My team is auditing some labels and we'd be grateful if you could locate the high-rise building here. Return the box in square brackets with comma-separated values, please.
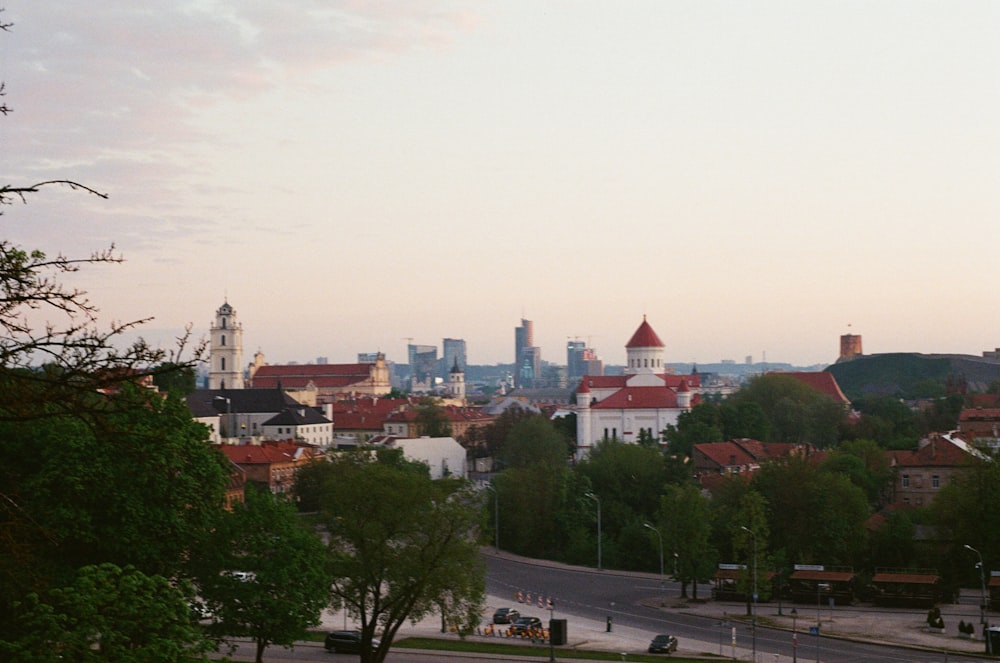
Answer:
[208, 300, 244, 389]
[408, 343, 437, 391]
[514, 319, 538, 388]
[568, 340, 603, 381]
[441, 338, 467, 379]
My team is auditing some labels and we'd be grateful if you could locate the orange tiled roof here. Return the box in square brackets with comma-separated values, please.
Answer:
[591, 386, 680, 410]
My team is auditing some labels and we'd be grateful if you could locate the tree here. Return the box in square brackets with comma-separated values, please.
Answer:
[658, 484, 714, 599]
[193, 488, 330, 663]
[318, 451, 484, 663]
[0, 388, 230, 633]
[733, 491, 770, 615]
[0, 563, 213, 662]
[413, 397, 452, 438]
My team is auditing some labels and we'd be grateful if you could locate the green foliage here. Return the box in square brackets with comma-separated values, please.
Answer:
[869, 510, 916, 568]
[499, 415, 568, 470]
[318, 452, 484, 663]
[932, 451, 1000, 581]
[658, 484, 714, 599]
[827, 353, 953, 400]
[150, 362, 197, 396]
[728, 374, 846, 447]
[414, 397, 452, 438]
[822, 439, 894, 508]
[192, 487, 330, 663]
[462, 404, 536, 459]
[0, 564, 211, 663]
[0, 389, 229, 631]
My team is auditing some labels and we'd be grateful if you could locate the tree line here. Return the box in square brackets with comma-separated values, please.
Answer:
[482, 377, 999, 601]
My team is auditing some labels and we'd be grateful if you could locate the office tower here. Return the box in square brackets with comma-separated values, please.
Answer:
[568, 340, 602, 381]
[514, 319, 536, 388]
[407, 343, 437, 391]
[441, 338, 467, 379]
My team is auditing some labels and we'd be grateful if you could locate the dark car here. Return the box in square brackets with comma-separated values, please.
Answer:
[511, 616, 543, 635]
[648, 634, 678, 654]
[492, 607, 520, 624]
[324, 630, 379, 654]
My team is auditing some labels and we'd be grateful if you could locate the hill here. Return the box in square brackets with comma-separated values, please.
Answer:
[826, 352, 1000, 400]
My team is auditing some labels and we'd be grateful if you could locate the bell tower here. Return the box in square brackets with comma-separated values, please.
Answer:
[208, 300, 245, 389]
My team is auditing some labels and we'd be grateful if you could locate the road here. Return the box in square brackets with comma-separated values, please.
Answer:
[485, 552, 990, 663]
[215, 551, 991, 662]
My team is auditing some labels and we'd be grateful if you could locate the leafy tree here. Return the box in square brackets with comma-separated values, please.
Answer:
[0, 388, 229, 633]
[493, 419, 570, 558]
[658, 484, 714, 599]
[150, 362, 197, 396]
[663, 402, 723, 456]
[318, 451, 484, 663]
[932, 450, 1000, 577]
[732, 491, 770, 615]
[193, 487, 330, 663]
[0, 563, 212, 663]
[413, 397, 452, 437]
[870, 509, 916, 568]
[461, 403, 535, 459]
[823, 439, 893, 508]
[729, 374, 846, 446]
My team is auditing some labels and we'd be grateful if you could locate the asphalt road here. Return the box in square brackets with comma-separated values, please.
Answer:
[485, 551, 991, 663]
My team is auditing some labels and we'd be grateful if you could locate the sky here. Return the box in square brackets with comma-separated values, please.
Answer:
[2, 1, 997, 369]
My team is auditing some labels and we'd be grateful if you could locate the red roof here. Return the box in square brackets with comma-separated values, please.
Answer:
[251, 363, 372, 389]
[775, 372, 850, 404]
[871, 572, 939, 585]
[591, 386, 679, 410]
[576, 373, 701, 391]
[625, 316, 665, 349]
[789, 569, 855, 582]
[693, 441, 759, 468]
[220, 444, 297, 465]
[887, 437, 973, 468]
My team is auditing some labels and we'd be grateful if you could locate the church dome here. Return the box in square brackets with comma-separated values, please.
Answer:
[625, 316, 664, 349]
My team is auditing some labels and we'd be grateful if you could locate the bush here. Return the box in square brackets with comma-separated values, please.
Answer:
[959, 620, 976, 635]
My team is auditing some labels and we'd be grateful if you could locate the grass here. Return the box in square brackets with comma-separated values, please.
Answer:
[392, 636, 723, 661]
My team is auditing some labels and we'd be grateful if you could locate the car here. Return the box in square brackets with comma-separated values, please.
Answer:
[324, 630, 379, 654]
[510, 616, 543, 635]
[492, 607, 520, 624]
[648, 634, 678, 654]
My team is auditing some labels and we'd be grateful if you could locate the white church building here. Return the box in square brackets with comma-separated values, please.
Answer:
[574, 317, 700, 458]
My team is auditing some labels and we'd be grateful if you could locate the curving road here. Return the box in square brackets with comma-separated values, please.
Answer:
[485, 551, 989, 663]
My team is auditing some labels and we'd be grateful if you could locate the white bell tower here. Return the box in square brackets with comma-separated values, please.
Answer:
[208, 300, 245, 389]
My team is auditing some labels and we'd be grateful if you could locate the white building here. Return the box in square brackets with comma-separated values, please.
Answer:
[574, 317, 699, 458]
[371, 435, 467, 480]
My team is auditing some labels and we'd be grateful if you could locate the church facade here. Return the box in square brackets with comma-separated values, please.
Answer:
[574, 317, 699, 458]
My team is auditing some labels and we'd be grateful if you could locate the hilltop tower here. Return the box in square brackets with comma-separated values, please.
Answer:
[208, 300, 245, 389]
[839, 333, 863, 362]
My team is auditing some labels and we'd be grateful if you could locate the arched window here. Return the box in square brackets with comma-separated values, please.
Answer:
[221, 317, 227, 329]
[221, 334, 226, 347]
[221, 357, 226, 371]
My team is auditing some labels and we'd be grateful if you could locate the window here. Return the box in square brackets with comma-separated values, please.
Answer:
[932, 475, 940, 489]
[220, 357, 226, 371]
[221, 334, 226, 347]
[221, 318, 227, 329]
[901, 474, 909, 488]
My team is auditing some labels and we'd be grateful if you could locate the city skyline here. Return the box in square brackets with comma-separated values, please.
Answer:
[4, 2, 997, 367]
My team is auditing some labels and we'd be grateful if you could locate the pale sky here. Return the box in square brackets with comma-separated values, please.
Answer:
[3, 1, 997, 368]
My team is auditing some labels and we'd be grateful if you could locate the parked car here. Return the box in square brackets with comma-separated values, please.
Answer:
[324, 630, 379, 654]
[511, 616, 543, 635]
[648, 634, 678, 654]
[492, 607, 520, 624]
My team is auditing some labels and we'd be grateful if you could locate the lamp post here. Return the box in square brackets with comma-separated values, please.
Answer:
[644, 523, 665, 605]
[486, 483, 499, 553]
[790, 608, 798, 663]
[740, 526, 758, 663]
[965, 544, 990, 654]
[585, 492, 602, 570]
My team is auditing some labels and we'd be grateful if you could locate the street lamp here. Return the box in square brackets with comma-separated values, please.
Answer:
[643, 523, 665, 604]
[740, 526, 757, 663]
[790, 607, 798, 663]
[486, 483, 499, 553]
[965, 544, 990, 654]
[585, 492, 602, 570]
